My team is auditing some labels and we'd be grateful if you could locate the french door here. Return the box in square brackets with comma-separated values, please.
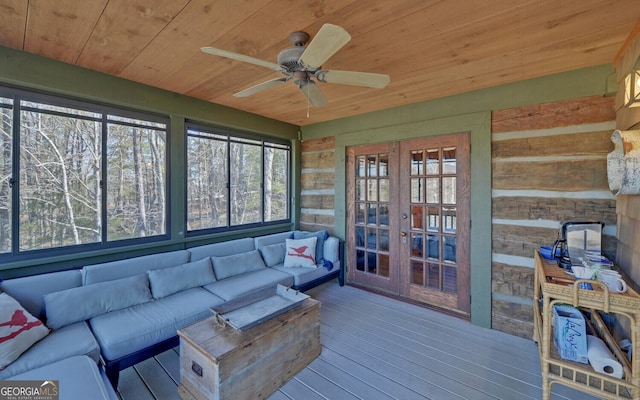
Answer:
[347, 133, 470, 314]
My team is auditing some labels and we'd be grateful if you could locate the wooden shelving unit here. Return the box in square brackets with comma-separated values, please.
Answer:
[533, 251, 640, 399]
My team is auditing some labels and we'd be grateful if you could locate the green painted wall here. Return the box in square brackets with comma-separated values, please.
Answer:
[0, 46, 299, 277]
[301, 64, 615, 328]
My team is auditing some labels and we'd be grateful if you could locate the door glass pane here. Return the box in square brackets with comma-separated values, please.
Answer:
[411, 261, 424, 285]
[367, 155, 377, 177]
[442, 206, 456, 233]
[356, 180, 366, 200]
[443, 265, 457, 294]
[356, 226, 365, 247]
[368, 179, 378, 201]
[379, 179, 389, 202]
[426, 149, 439, 175]
[427, 235, 439, 259]
[379, 153, 389, 176]
[356, 203, 365, 224]
[367, 228, 377, 249]
[443, 147, 456, 174]
[356, 156, 366, 177]
[426, 178, 440, 204]
[426, 263, 440, 289]
[379, 229, 389, 251]
[411, 150, 423, 175]
[367, 251, 377, 272]
[367, 203, 377, 224]
[444, 236, 456, 263]
[427, 207, 440, 232]
[379, 254, 389, 277]
[411, 178, 423, 202]
[356, 250, 365, 271]
[411, 233, 423, 257]
[411, 205, 423, 229]
[442, 177, 456, 204]
[379, 204, 389, 226]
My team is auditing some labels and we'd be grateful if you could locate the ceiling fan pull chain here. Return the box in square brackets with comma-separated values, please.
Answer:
[307, 83, 310, 118]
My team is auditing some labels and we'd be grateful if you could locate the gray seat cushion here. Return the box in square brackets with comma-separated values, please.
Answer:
[90, 287, 224, 361]
[272, 263, 337, 287]
[203, 268, 294, 300]
[0, 321, 100, 379]
[9, 355, 117, 400]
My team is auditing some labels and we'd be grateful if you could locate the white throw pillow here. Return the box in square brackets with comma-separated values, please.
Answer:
[284, 237, 317, 268]
[0, 293, 50, 370]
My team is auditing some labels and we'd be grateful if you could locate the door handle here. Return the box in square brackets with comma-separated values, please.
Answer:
[400, 231, 408, 245]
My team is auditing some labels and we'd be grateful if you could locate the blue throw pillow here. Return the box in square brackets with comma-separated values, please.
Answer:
[294, 230, 328, 264]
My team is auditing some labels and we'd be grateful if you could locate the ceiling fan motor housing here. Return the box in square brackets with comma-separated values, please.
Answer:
[277, 47, 309, 72]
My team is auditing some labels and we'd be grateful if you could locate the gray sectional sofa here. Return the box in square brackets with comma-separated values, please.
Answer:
[0, 230, 343, 395]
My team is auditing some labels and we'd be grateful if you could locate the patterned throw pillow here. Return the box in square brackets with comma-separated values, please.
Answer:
[284, 237, 318, 268]
[0, 293, 50, 370]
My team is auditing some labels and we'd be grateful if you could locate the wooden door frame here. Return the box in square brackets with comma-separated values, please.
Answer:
[332, 112, 492, 328]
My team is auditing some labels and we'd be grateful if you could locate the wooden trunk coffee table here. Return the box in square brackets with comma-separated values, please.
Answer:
[177, 297, 321, 400]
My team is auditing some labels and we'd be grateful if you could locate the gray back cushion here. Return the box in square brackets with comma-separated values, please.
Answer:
[259, 242, 287, 267]
[188, 238, 255, 261]
[44, 274, 152, 330]
[0, 270, 82, 319]
[83, 250, 190, 285]
[254, 231, 293, 249]
[211, 249, 266, 280]
[148, 258, 216, 299]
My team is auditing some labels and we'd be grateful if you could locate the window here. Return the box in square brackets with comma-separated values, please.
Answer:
[0, 88, 168, 259]
[186, 124, 290, 234]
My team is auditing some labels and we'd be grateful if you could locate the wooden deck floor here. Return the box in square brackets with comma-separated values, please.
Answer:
[116, 281, 599, 400]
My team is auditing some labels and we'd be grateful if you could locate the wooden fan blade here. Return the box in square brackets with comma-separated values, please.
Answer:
[299, 81, 327, 107]
[234, 78, 287, 97]
[201, 47, 283, 71]
[299, 24, 351, 69]
[315, 70, 390, 89]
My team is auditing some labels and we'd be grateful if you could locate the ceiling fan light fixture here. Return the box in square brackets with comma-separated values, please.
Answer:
[292, 71, 311, 87]
[289, 31, 310, 47]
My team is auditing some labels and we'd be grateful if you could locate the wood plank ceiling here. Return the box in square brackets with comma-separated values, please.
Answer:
[0, 0, 637, 126]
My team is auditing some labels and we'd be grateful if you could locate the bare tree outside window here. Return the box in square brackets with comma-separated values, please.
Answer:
[186, 126, 290, 233]
[107, 119, 166, 241]
[0, 95, 168, 256]
[0, 98, 12, 253]
[19, 105, 101, 250]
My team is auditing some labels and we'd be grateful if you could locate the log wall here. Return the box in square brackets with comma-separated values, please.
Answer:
[300, 95, 619, 339]
[300, 137, 336, 234]
[491, 95, 617, 338]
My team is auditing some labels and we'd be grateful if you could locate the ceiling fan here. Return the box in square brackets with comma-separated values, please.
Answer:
[201, 24, 390, 107]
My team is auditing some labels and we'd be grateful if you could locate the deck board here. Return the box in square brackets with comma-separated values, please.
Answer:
[317, 291, 543, 398]
[117, 281, 599, 400]
[134, 357, 181, 400]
